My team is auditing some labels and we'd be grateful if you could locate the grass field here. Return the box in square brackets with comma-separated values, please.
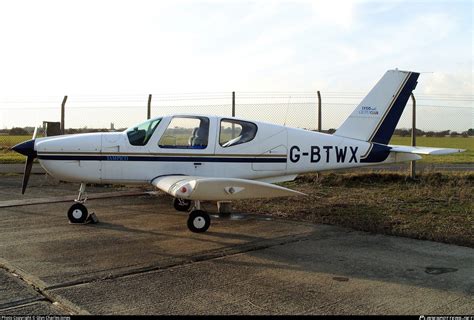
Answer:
[0, 135, 39, 148]
[234, 172, 474, 247]
[0, 134, 472, 164]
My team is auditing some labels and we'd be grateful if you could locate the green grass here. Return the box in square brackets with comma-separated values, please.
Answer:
[0, 135, 35, 148]
[0, 151, 27, 163]
[389, 136, 473, 164]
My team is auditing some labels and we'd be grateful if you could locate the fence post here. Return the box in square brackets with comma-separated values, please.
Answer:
[147, 94, 152, 120]
[317, 91, 322, 132]
[410, 93, 416, 179]
[232, 91, 235, 117]
[61, 95, 67, 134]
[231, 91, 236, 138]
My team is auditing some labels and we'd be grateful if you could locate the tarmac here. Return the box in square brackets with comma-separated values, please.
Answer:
[0, 174, 472, 315]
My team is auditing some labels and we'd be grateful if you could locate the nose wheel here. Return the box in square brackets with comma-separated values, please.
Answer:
[68, 203, 88, 223]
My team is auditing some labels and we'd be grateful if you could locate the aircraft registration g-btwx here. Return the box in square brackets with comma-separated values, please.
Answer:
[12, 69, 464, 233]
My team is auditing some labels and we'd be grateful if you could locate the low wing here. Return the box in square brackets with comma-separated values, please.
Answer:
[151, 175, 306, 201]
[389, 145, 465, 155]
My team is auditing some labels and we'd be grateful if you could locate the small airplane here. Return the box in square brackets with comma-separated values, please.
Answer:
[12, 69, 464, 232]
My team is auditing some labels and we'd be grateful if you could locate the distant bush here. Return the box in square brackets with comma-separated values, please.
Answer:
[425, 131, 435, 137]
[393, 129, 474, 138]
[9, 127, 28, 135]
[395, 128, 426, 136]
[395, 129, 410, 137]
[434, 130, 450, 137]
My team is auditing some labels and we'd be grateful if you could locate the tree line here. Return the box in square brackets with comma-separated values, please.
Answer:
[314, 128, 472, 137]
[392, 128, 473, 137]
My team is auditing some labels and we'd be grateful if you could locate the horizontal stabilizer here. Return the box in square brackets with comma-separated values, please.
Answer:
[151, 175, 305, 201]
[389, 145, 466, 155]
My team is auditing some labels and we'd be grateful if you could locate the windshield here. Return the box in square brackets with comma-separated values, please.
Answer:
[126, 118, 162, 146]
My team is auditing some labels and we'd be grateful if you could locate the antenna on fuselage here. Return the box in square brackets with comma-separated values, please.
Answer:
[283, 95, 291, 127]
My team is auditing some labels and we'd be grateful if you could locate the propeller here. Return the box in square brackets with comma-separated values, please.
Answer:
[11, 127, 38, 194]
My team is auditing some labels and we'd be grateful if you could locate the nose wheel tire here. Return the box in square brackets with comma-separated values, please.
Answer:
[187, 210, 211, 233]
[173, 198, 192, 212]
[68, 203, 88, 224]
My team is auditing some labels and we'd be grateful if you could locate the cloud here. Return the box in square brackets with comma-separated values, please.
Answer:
[421, 71, 474, 96]
[309, 0, 357, 29]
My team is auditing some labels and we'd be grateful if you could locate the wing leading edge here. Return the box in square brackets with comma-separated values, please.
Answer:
[151, 175, 306, 201]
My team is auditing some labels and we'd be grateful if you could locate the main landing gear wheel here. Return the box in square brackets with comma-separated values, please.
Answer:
[187, 210, 211, 233]
[173, 198, 192, 212]
[67, 203, 88, 224]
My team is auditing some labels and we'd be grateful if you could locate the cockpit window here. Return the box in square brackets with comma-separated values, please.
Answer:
[220, 119, 257, 147]
[126, 118, 161, 146]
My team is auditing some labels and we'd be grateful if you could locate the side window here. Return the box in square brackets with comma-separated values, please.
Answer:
[126, 118, 161, 146]
[158, 117, 209, 149]
[220, 119, 257, 147]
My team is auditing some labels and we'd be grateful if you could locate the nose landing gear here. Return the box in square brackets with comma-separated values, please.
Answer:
[67, 183, 98, 224]
[173, 198, 211, 233]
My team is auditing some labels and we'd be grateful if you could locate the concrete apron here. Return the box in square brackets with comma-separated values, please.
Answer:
[0, 181, 472, 315]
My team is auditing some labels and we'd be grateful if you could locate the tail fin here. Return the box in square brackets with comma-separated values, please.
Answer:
[334, 69, 419, 145]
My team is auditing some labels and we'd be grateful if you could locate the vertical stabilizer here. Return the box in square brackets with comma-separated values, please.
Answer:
[334, 70, 419, 145]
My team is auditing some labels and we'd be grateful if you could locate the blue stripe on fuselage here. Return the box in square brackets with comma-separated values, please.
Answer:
[37, 155, 287, 163]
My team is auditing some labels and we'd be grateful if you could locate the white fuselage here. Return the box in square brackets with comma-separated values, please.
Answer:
[35, 115, 418, 185]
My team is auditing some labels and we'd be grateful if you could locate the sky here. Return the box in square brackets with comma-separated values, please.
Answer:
[0, 0, 472, 130]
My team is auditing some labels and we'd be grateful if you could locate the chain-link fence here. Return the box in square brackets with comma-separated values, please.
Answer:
[0, 92, 472, 170]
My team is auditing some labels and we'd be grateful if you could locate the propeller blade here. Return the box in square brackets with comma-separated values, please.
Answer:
[22, 156, 34, 194]
[32, 126, 38, 140]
